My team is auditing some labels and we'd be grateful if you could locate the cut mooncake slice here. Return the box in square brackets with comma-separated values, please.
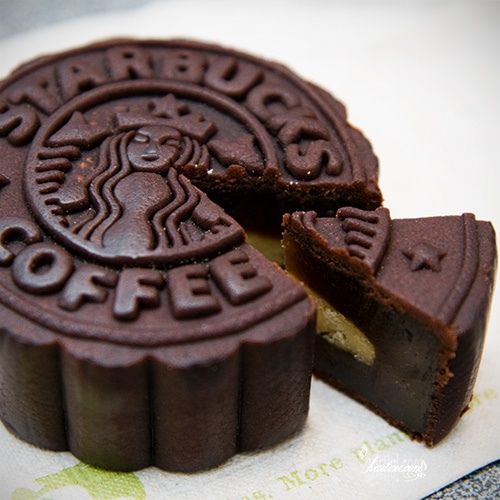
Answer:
[283, 208, 496, 445]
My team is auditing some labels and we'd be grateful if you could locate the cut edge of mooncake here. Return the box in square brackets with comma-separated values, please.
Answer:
[283, 208, 497, 445]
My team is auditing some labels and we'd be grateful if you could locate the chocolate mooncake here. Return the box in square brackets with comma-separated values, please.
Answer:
[283, 208, 496, 445]
[0, 38, 393, 471]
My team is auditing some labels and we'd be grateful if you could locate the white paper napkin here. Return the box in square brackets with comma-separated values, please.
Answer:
[1, 1, 499, 498]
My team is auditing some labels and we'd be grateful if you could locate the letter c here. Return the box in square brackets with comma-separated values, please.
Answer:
[0, 217, 42, 265]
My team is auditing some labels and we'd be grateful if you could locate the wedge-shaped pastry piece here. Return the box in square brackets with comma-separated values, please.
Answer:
[283, 208, 496, 444]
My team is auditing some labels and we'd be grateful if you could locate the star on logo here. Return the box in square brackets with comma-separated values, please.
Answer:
[402, 242, 447, 272]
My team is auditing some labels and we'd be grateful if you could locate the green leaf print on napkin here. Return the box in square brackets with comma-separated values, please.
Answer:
[11, 462, 146, 500]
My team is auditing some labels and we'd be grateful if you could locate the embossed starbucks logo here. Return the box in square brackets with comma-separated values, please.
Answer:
[0, 41, 352, 340]
[24, 83, 282, 264]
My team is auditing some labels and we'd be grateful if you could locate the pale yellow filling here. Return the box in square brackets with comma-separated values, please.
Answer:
[307, 287, 376, 366]
[247, 231, 375, 365]
[245, 230, 284, 266]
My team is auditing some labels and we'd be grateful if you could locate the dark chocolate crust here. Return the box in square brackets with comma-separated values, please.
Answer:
[283, 209, 496, 445]
[0, 283, 314, 471]
[0, 39, 333, 472]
